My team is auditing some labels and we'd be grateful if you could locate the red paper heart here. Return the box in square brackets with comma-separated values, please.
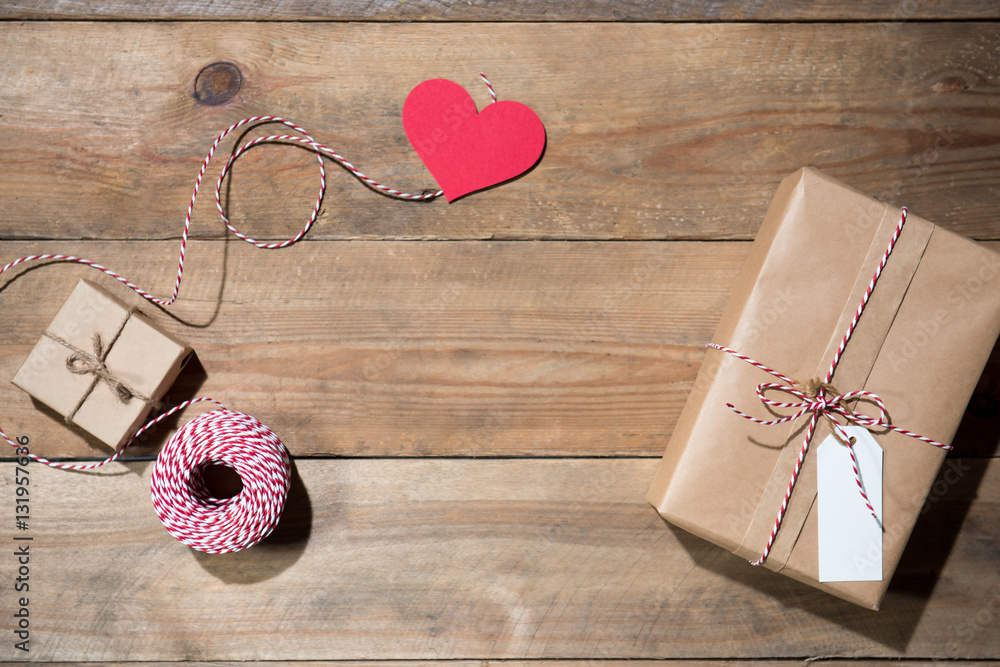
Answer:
[403, 79, 546, 202]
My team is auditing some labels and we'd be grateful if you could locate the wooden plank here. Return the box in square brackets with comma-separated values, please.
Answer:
[2, 0, 999, 21]
[4, 457, 998, 660]
[0, 239, 731, 459]
[4, 240, 999, 460]
[1, 23, 999, 242]
[25, 663, 1000, 667]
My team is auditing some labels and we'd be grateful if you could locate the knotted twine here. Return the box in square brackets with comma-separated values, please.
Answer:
[44, 306, 160, 425]
[0, 76, 501, 552]
[710, 208, 951, 566]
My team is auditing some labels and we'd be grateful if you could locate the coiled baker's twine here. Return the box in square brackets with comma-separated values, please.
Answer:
[1, 77, 501, 551]
[151, 409, 291, 554]
[3, 398, 291, 553]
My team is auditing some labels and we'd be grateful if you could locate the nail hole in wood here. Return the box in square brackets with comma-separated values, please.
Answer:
[932, 75, 970, 94]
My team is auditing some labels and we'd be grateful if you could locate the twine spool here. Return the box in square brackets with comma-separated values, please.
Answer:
[3, 398, 291, 553]
[1, 82, 499, 551]
[150, 410, 291, 554]
[0, 114, 426, 553]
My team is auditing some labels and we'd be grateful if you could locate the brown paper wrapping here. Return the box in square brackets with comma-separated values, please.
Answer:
[647, 168, 1000, 609]
[12, 279, 192, 450]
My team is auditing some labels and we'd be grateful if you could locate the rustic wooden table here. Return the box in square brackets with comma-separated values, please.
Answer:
[2, 1, 999, 663]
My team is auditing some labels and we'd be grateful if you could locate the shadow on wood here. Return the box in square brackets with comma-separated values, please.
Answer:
[13, 350, 206, 467]
[948, 332, 1000, 457]
[191, 458, 313, 582]
[117, 351, 210, 459]
[890, 332, 1000, 642]
[663, 333, 1000, 651]
[666, 525, 919, 650]
[446, 135, 548, 205]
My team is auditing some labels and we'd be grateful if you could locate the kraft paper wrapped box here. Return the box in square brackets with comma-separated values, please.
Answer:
[647, 167, 1000, 609]
[12, 279, 191, 450]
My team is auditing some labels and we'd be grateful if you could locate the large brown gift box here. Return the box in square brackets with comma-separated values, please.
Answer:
[12, 279, 191, 450]
[647, 167, 1000, 609]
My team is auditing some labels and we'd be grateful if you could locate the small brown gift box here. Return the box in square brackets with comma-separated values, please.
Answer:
[647, 168, 1000, 609]
[12, 279, 191, 450]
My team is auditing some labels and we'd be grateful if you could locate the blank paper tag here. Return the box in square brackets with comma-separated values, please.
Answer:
[817, 425, 883, 582]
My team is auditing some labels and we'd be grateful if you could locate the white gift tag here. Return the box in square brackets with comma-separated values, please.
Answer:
[817, 425, 883, 582]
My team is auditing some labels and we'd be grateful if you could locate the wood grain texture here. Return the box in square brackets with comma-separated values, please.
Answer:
[2, 0, 999, 21]
[2, 23, 999, 242]
[0, 239, 732, 459]
[3, 15, 1000, 664]
[4, 240, 999, 460]
[3, 457, 998, 661]
[29, 664, 1000, 667]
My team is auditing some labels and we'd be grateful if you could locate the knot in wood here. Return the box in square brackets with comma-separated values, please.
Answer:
[194, 62, 243, 106]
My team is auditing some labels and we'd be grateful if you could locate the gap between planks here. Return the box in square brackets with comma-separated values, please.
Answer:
[2, 240, 998, 459]
[3, 458, 997, 660]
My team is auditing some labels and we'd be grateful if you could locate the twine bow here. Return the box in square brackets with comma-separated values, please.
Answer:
[43, 306, 153, 425]
[65, 333, 142, 403]
[729, 370, 926, 450]
[709, 207, 950, 567]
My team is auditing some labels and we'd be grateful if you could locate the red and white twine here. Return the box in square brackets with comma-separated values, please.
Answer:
[150, 409, 291, 554]
[710, 208, 950, 566]
[480, 72, 498, 104]
[1, 76, 502, 551]
[0, 115, 444, 307]
[2, 399, 290, 554]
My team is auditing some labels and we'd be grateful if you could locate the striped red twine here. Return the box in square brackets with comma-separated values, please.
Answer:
[2, 399, 290, 554]
[151, 410, 290, 554]
[709, 208, 950, 566]
[1, 76, 502, 551]
[0, 114, 444, 307]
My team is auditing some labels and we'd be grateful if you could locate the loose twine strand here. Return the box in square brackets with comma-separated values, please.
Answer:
[0, 73, 499, 552]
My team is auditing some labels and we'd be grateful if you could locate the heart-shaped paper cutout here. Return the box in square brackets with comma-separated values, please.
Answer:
[403, 78, 546, 201]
